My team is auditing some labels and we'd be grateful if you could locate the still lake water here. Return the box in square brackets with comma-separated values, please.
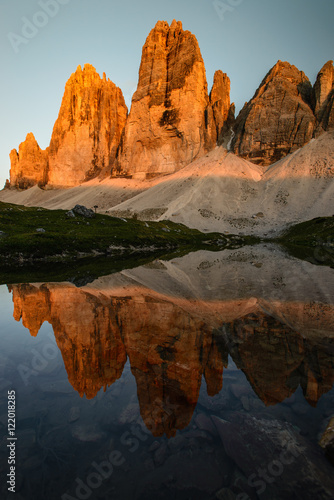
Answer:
[0, 244, 333, 500]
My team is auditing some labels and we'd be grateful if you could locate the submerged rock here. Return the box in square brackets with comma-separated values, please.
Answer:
[118, 403, 140, 425]
[215, 488, 237, 500]
[194, 413, 218, 436]
[212, 413, 334, 499]
[154, 441, 168, 466]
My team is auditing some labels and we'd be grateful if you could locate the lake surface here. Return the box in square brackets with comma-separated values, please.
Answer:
[0, 244, 334, 500]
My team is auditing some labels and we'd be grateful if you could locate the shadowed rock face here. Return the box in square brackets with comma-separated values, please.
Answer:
[318, 91, 334, 132]
[223, 312, 334, 406]
[314, 60, 334, 135]
[8, 276, 334, 437]
[47, 64, 128, 187]
[115, 20, 229, 179]
[9, 133, 48, 189]
[232, 61, 315, 166]
[210, 70, 235, 145]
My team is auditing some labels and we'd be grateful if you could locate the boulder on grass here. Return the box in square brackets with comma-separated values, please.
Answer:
[72, 205, 95, 218]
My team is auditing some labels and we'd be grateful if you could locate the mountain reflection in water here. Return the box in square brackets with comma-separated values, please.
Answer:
[8, 245, 334, 436]
[1, 245, 334, 500]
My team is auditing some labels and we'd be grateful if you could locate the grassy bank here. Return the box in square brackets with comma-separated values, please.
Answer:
[0, 201, 249, 265]
[276, 217, 334, 267]
[1, 202, 333, 284]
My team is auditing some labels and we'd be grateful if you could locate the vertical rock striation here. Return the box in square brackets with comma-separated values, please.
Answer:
[209, 70, 235, 145]
[47, 64, 128, 187]
[7, 25, 332, 187]
[116, 20, 230, 179]
[313, 60, 334, 134]
[8, 65, 128, 189]
[9, 133, 48, 189]
[232, 61, 315, 166]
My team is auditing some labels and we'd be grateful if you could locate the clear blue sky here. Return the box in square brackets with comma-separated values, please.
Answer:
[0, 0, 333, 188]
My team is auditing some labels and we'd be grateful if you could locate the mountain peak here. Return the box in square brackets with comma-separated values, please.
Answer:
[9, 133, 48, 189]
[47, 64, 127, 187]
[169, 18, 183, 32]
[116, 20, 227, 179]
[232, 60, 315, 165]
[314, 60, 334, 112]
[6, 21, 334, 190]
[314, 60, 334, 134]
[25, 132, 38, 143]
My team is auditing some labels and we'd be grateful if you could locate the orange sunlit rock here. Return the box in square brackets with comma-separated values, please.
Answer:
[9, 65, 128, 189]
[115, 20, 232, 179]
[47, 64, 128, 187]
[9, 133, 48, 189]
[314, 60, 334, 134]
[9, 280, 334, 435]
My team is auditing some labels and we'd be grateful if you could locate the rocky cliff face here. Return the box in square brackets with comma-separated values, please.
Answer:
[6, 24, 333, 187]
[8, 65, 127, 189]
[210, 70, 234, 145]
[9, 133, 48, 189]
[8, 23, 232, 187]
[232, 61, 316, 166]
[115, 20, 229, 179]
[314, 60, 334, 134]
[47, 64, 128, 187]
